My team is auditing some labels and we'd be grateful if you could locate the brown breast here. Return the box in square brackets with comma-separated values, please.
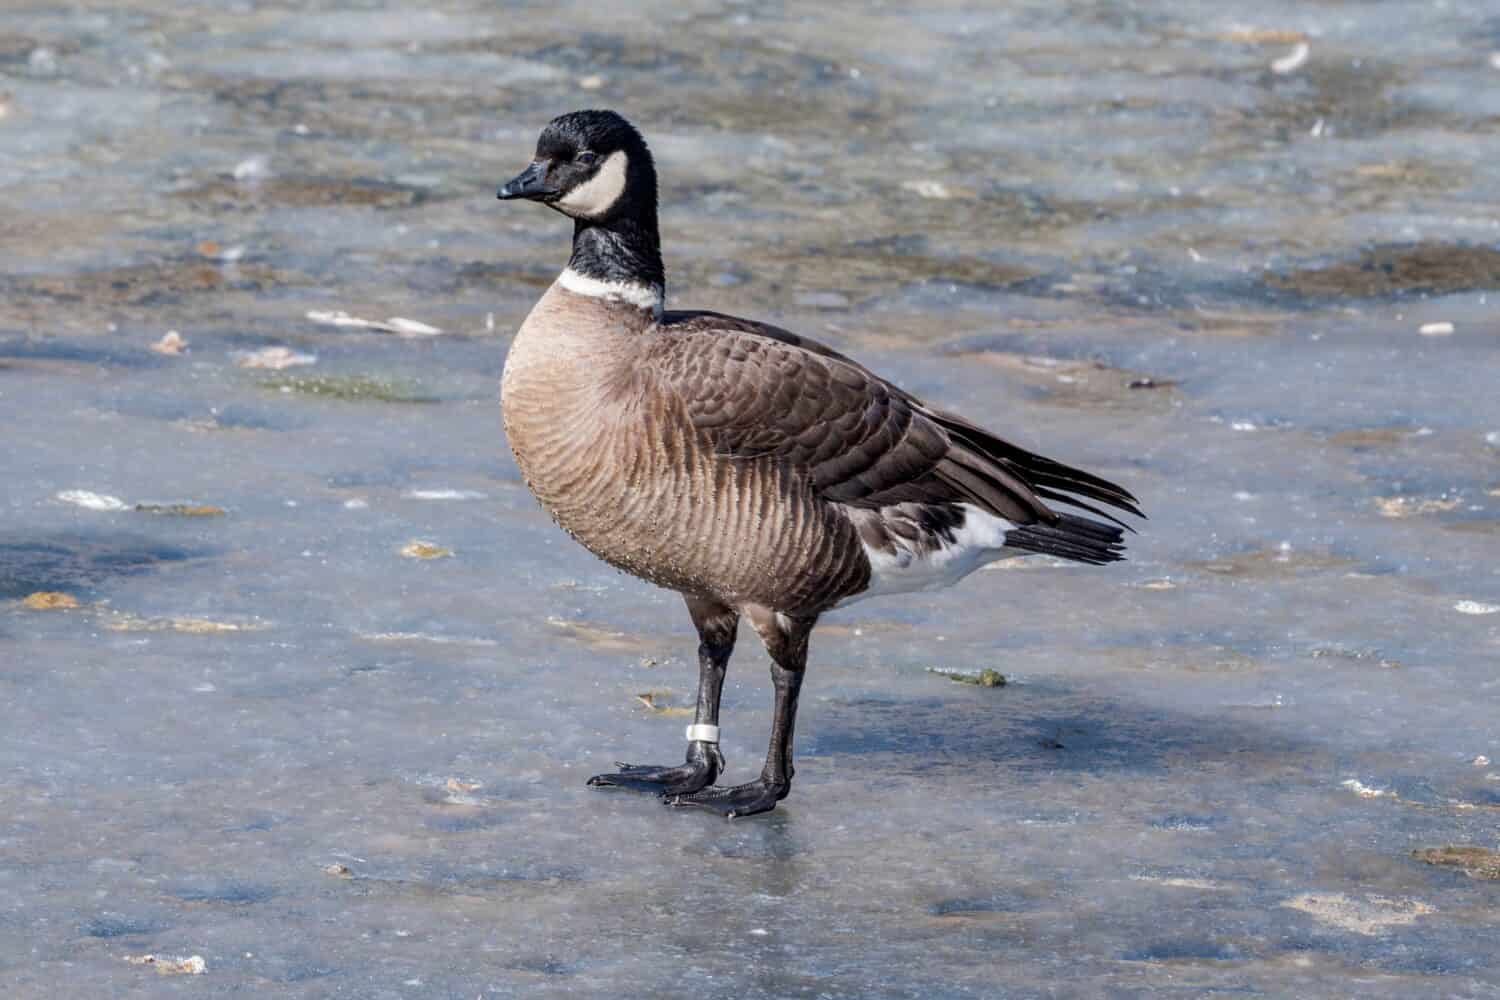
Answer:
[500, 282, 866, 613]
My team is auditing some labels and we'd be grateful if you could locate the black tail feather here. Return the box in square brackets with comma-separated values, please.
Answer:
[931, 409, 1146, 525]
[1003, 513, 1127, 565]
[1029, 486, 1137, 533]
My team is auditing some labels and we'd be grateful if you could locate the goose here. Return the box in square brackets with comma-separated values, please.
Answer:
[496, 110, 1142, 818]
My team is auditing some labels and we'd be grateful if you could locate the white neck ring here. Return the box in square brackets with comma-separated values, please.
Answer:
[558, 267, 663, 319]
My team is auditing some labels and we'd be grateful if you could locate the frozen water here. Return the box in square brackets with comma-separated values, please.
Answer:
[3, 1, 1499, 997]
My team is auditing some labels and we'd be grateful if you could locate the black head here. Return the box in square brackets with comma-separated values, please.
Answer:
[496, 110, 657, 223]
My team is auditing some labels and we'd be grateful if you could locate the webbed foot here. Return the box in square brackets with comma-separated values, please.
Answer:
[587, 741, 723, 797]
[665, 777, 788, 818]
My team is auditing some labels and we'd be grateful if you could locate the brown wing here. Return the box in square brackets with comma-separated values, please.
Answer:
[650, 311, 1142, 529]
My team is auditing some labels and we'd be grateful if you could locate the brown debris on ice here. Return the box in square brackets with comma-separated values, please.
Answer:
[928, 667, 1007, 688]
[1373, 495, 1461, 518]
[22, 591, 79, 610]
[1218, 27, 1307, 45]
[437, 776, 485, 806]
[546, 616, 658, 653]
[1412, 846, 1500, 880]
[104, 611, 256, 633]
[399, 540, 453, 559]
[123, 954, 206, 976]
[636, 691, 694, 716]
[134, 502, 226, 516]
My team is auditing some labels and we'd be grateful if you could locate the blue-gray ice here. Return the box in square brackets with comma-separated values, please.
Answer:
[2, 1, 1499, 997]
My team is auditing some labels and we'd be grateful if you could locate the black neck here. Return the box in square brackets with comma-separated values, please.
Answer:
[568, 211, 665, 298]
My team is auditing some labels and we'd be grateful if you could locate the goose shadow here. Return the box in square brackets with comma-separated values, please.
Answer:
[804, 683, 1303, 778]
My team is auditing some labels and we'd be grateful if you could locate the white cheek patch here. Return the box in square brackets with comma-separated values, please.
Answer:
[556, 150, 628, 219]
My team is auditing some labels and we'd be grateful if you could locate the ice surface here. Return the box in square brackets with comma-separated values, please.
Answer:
[3, 1, 1499, 997]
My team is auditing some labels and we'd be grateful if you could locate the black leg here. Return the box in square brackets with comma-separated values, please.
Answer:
[669, 605, 813, 818]
[587, 595, 738, 797]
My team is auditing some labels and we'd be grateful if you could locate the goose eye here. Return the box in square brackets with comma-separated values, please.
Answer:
[576, 150, 598, 166]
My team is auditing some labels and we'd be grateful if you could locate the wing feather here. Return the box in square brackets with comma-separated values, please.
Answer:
[651, 310, 1141, 530]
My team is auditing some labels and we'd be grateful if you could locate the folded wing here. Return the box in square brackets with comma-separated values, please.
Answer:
[652, 311, 1143, 539]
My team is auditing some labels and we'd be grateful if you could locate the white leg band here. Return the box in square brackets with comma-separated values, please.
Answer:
[685, 724, 720, 744]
